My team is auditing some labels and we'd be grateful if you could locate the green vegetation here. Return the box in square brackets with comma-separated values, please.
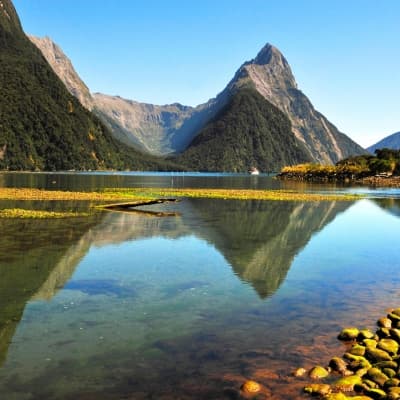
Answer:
[0, 0, 180, 171]
[0, 187, 361, 203]
[279, 148, 400, 180]
[173, 88, 311, 172]
[0, 208, 90, 218]
[103, 188, 360, 202]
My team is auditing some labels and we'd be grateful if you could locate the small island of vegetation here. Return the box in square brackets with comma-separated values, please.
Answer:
[277, 149, 400, 187]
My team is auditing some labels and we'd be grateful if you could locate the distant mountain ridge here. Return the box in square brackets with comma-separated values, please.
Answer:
[29, 35, 366, 168]
[367, 131, 400, 153]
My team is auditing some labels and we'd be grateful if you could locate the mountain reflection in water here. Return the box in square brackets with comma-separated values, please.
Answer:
[0, 198, 352, 369]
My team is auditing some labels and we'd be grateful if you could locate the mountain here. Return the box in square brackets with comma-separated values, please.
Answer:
[29, 35, 366, 170]
[367, 131, 400, 153]
[173, 88, 310, 171]
[218, 44, 366, 164]
[0, 0, 176, 171]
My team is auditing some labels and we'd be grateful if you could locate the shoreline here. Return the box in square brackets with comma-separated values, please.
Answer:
[277, 174, 400, 188]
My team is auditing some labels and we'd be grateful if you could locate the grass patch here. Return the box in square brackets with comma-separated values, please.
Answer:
[0, 187, 361, 203]
[0, 188, 152, 201]
[103, 188, 361, 202]
[0, 208, 91, 219]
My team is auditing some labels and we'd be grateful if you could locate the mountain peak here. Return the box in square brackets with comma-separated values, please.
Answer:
[252, 43, 289, 68]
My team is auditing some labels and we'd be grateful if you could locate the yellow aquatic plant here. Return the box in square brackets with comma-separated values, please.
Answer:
[0, 208, 90, 219]
[0, 187, 361, 202]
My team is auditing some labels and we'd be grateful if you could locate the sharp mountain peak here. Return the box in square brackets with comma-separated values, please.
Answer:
[252, 42, 288, 66]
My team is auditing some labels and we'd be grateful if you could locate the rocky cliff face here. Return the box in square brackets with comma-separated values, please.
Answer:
[28, 35, 93, 110]
[30, 34, 365, 164]
[367, 131, 400, 153]
[224, 44, 365, 163]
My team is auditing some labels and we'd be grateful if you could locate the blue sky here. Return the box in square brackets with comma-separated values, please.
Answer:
[13, 0, 400, 147]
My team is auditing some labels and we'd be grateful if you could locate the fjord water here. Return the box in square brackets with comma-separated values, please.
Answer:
[1, 173, 400, 399]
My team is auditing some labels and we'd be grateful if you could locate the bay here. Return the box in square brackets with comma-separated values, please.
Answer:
[0, 172, 400, 399]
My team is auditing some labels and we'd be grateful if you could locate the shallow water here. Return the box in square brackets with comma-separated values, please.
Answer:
[1, 173, 400, 399]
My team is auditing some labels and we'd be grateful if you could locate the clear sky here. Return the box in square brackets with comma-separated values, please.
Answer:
[13, 0, 400, 148]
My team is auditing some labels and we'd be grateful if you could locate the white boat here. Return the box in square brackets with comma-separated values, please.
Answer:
[249, 167, 260, 175]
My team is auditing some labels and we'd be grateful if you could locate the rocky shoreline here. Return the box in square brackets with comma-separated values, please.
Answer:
[356, 176, 400, 188]
[298, 308, 400, 399]
[277, 174, 400, 188]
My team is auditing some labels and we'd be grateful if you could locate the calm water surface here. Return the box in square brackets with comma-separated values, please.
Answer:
[1, 173, 400, 399]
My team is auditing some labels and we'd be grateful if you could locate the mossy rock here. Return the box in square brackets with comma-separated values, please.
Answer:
[377, 318, 392, 329]
[309, 366, 330, 379]
[378, 339, 399, 355]
[330, 357, 349, 374]
[383, 368, 397, 379]
[324, 393, 348, 400]
[388, 313, 400, 322]
[359, 330, 376, 340]
[388, 386, 400, 400]
[354, 382, 372, 392]
[344, 353, 372, 369]
[339, 328, 360, 341]
[366, 347, 392, 362]
[333, 375, 362, 391]
[391, 309, 400, 317]
[348, 396, 375, 400]
[355, 367, 369, 377]
[362, 379, 379, 389]
[367, 367, 389, 386]
[364, 339, 378, 348]
[384, 378, 400, 388]
[364, 388, 387, 399]
[389, 329, 400, 343]
[304, 383, 331, 396]
[374, 361, 398, 370]
[377, 328, 391, 338]
[351, 345, 367, 356]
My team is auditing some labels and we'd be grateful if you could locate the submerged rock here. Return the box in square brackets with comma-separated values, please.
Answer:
[241, 380, 261, 394]
[333, 375, 362, 392]
[309, 366, 330, 379]
[301, 308, 400, 400]
[293, 367, 307, 377]
[329, 357, 349, 375]
[303, 383, 331, 396]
